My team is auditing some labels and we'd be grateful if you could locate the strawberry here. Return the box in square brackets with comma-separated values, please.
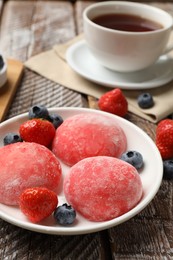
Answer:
[155, 119, 173, 159]
[19, 118, 55, 147]
[156, 144, 173, 160]
[98, 88, 128, 117]
[19, 187, 58, 223]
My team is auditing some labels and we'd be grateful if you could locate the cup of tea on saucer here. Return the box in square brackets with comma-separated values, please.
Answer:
[83, 1, 173, 72]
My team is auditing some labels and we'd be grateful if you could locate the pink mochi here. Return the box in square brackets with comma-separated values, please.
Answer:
[0, 142, 62, 206]
[64, 156, 143, 222]
[52, 113, 127, 166]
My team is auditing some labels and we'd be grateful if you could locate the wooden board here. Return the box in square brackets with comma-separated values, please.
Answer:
[0, 59, 24, 122]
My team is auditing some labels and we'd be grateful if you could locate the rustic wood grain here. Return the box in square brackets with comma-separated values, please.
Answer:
[0, 1, 173, 260]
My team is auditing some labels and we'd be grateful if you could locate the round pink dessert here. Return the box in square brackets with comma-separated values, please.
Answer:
[52, 113, 127, 166]
[64, 156, 143, 221]
[0, 142, 62, 206]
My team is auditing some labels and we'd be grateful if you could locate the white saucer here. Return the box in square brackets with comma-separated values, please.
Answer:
[66, 40, 173, 90]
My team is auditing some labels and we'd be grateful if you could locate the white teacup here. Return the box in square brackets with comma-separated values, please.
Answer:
[83, 1, 173, 72]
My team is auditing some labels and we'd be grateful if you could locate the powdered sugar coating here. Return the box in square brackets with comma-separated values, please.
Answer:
[52, 113, 127, 166]
[0, 142, 62, 206]
[64, 156, 143, 221]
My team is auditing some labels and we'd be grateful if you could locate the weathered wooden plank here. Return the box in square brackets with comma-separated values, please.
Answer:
[0, 1, 36, 61]
[109, 218, 173, 259]
[0, 219, 112, 260]
[0, 0, 76, 60]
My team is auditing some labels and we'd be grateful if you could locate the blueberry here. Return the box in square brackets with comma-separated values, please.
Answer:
[48, 114, 63, 129]
[163, 160, 173, 180]
[137, 93, 154, 109]
[120, 150, 144, 170]
[54, 203, 76, 225]
[0, 55, 4, 70]
[28, 105, 49, 119]
[3, 133, 23, 145]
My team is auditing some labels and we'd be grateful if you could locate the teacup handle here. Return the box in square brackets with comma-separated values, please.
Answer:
[162, 44, 173, 55]
[162, 25, 173, 55]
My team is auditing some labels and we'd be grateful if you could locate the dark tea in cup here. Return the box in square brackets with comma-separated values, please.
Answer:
[92, 13, 163, 32]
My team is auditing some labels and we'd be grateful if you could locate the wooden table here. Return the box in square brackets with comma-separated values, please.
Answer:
[0, 1, 173, 259]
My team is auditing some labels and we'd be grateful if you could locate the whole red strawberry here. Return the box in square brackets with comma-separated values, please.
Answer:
[19, 118, 55, 147]
[156, 119, 173, 159]
[19, 187, 58, 223]
[98, 88, 128, 117]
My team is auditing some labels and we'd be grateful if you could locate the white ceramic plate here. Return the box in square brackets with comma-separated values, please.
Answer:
[0, 107, 163, 235]
[66, 40, 173, 90]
